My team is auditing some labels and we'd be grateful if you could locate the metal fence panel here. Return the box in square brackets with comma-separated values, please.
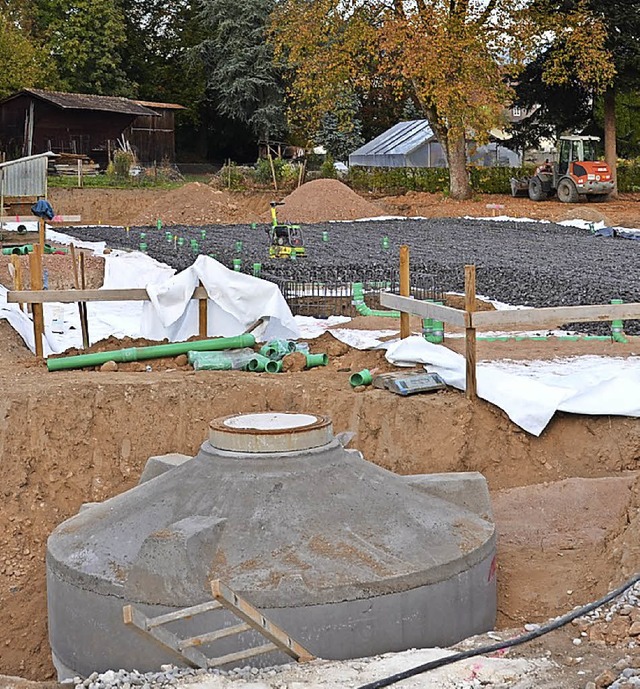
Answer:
[0, 153, 52, 198]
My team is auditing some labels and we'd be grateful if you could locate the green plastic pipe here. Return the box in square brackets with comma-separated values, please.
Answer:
[352, 283, 401, 318]
[350, 369, 373, 387]
[611, 299, 628, 343]
[247, 354, 271, 372]
[265, 359, 282, 373]
[47, 334, 256, 372]
[305, 353, 328, 368]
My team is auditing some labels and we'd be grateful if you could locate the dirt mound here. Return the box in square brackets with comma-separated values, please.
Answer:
[276, 179, 386, 223]
[130, 183, 266, 226]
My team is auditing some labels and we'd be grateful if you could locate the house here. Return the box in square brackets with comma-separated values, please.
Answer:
[348, 119, 521, 168]
[0, 89, 185, 167]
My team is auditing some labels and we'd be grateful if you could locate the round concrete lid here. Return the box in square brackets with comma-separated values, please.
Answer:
[209, 412, 333, 453]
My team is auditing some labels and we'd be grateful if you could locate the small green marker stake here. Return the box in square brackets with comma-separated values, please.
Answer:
[157, 219, 162, 230]
[139, 242, 147, 253]
[252, 262, 262, 277]
[201, 229, 206, 240]
[382, 236, 390, 250]
[322, 231, 329, 242]
[251, 223, 257, 230]
[140, 232, 146, 240]
[178, 237, 185, 247]
[235, 240, 243, 253]
[233, 259, 242, 272]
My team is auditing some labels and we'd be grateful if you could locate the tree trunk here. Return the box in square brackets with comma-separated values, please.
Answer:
[447, 131, 472, 200]
[604, 87, 617, 198]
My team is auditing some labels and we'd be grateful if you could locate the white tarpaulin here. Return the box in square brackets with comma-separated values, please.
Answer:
[0, 233, 299, 355]
[385, 336, 640, 435]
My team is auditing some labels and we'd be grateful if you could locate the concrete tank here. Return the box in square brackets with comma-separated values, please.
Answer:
[47, 412, 496, 679]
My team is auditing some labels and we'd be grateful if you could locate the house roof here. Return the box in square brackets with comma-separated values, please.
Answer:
[134, 100, 186, 110]
[350, 120, 436, 157]
[1, 89, 158, 116]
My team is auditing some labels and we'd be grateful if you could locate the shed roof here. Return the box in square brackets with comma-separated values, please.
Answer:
[134, 100, 186, 110]
[1, 89, 158, 116]
[350, 120, 436, 157]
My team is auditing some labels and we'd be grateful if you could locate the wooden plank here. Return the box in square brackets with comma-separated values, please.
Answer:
[122, 604, 210, 669]
[211, 580, 314, 662]
[7, 286, 209, 304]
[471, 302, 640, 329]
[145, 600, 222, 628]
[28, 250, 44, 358]
[465, 265, 477, 401]
[399, 245, 410, 339]
[0, 215, 82, 223]
[380, 293, 468, 328]
[208, 642, 278, 669]
[10, 255, 24, 311]
[179, 622, 252, 650]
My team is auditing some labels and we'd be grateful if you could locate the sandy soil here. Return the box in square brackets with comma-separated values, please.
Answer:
[1, 184, 640, 687]
[48, 184, 640, 228]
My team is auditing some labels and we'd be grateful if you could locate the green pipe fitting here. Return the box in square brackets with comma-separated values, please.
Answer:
[352, 282, 400, 318]
[265, 359, 282, 373]
[305, 353, 328, 368]
[139, 243, 147, 252]
[233, 259, 242, 272]
[322, 231, 329, 242]
[247, 354, 271, 372]
[252, 262, 262, 277]
[260, 340, 293, 360]
[350, 369, 372, 387]
[235, 240, 243, 253]
[156, 219, 162, 230]
[47, 334, 256, 372]
[611, 299, 628, 343]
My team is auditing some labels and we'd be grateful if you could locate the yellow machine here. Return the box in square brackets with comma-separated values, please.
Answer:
[267, 202, 306, 259]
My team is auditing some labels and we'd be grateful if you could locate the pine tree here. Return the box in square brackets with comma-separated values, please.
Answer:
[195, 0, 286, 142]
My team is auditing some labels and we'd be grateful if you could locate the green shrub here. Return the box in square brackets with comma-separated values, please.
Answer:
[617, 161, 640, 193]
[219, 161, 247, 190]
[320, 154, 338, 179]
[112, 150, 135, 178]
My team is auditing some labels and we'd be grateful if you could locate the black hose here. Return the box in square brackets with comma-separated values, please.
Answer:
[356, 572, 640, 689]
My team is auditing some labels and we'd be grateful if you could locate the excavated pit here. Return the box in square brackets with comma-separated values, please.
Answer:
[46, 411, 497, 678]
[0, 373, 640, 680]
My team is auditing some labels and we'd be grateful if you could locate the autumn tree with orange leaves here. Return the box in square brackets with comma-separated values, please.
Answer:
[272, 0, 614, 199]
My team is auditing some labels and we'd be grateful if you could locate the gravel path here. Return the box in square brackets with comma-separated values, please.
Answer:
[63, 218, 640, 334]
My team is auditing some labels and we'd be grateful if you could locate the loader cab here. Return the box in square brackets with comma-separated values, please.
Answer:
[558, 136, 598, 175]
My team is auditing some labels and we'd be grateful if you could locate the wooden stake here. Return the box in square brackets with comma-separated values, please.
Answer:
[38, 218, 46, 260]
[465, 264, 477, 401]
[399, 244, 410, 339]
[198, 281, 208, 338]
[79, 251, 90, 348]
[29, 249, 44, 358]
[10, 254, 25, 312]
[268, 152, 278, 192]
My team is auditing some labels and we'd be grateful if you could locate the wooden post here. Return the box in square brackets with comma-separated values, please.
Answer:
[10, 254, 25, 312]
[79, 251, 90, 348]
[465, 264, 477, 401]
[268, 152, 278, 192]
[198, 281, 208, 338]
[399, 245, 410, 339]
[29, 249, 44, 358]
[38, 217, 46, 260]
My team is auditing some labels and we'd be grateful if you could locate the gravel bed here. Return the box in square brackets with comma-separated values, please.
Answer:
[63, 218, 640, 334]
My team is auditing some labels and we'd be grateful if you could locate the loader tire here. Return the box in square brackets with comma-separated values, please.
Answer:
[557, 178, 579, 203]
[528, 176, 547, 201]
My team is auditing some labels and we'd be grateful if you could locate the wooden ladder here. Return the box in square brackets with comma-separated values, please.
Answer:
[123, 579, 314, 669]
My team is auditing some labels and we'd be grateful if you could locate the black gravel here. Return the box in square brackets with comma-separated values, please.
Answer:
[63, 218, 640, 334]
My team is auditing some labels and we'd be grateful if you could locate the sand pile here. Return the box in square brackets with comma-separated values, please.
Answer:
[130, 183, 265, 226]
[276, 179, 385, 223]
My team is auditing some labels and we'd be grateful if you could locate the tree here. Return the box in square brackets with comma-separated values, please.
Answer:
[0, 11, 54, 99]
[315, 90, 364, 162]
[33, 0, 132, 95]
[194, 0, 286, 143]
[519, 0, 640, 194]
[272, 0, 614, 199]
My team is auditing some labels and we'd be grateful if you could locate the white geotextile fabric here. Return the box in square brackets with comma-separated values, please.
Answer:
[0, 232, 299, 355]
[385, 336, 640, 436]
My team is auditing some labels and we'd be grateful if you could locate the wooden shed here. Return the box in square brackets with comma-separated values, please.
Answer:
[0, 89, 184, 167]
[125, 101, 186, 165]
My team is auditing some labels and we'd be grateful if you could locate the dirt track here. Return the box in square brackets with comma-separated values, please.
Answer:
[2, 184, 640, 687]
